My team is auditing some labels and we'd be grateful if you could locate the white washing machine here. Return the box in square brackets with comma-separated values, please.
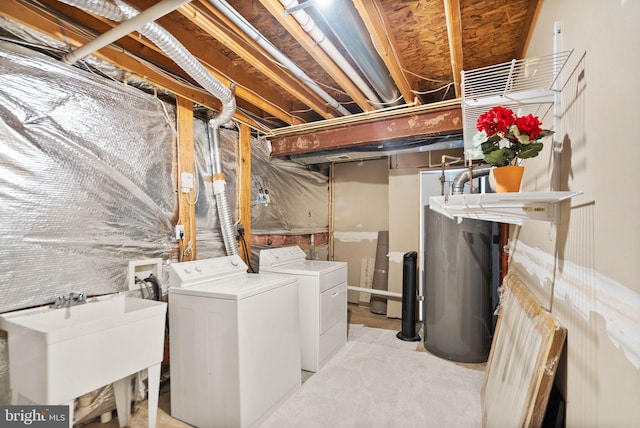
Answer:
[259, 245, 347, 372]
[168, 255, 301, 428]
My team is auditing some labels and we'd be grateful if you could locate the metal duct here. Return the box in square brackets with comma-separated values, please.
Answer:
[452, 164, 493, 195]
[207, 0, 351, 116]
[207, 123, 238, 256]
[279, 0, 382, 106]
[313, 1, 399, 105]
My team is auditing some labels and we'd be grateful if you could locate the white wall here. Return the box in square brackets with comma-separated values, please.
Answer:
[387, 168, 421, 318]
[512, 1, 640, 425]
[332, 159, 389, 303]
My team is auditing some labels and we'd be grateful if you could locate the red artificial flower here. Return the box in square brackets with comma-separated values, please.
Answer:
[514, 114, 543, 140]
[476, 106, 516, 136]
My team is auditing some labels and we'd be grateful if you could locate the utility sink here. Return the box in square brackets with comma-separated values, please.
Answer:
[0, 294, 167, 426]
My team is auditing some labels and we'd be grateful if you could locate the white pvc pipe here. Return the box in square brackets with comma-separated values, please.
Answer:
[279, 0, 381, 106]
[347, 286, 402, 299]
[207, 0, 351, 116]
[63, 0, 191, 64]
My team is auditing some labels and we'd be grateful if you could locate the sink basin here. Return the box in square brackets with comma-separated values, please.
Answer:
[0, 294, 167, 405]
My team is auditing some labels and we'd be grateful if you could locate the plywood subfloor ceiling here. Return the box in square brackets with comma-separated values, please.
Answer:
[0, 0, 542, 155]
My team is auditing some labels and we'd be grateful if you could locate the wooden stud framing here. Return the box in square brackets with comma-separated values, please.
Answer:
[443, 0, 464, 97]
[238, 124, 252, 264]
[176, 97, 196, 261]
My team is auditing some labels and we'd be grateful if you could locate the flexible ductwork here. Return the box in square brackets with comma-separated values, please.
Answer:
[60, 0, 239, 254]
[206, 0, 351, 116]
[207, 122, 238, 256]
[59, 0, 236, 127]
[279, 0, 382, 107]
[452, 164, 493, 195]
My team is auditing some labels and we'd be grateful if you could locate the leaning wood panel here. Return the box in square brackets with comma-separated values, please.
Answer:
[482, 273, 566, 427]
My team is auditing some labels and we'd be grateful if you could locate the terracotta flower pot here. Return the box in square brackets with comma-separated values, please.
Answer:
[492, 165, 525, 192]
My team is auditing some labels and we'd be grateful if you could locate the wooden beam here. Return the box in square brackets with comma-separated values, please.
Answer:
[443, 0, 464, 97]
[258, 0, 374, 113]
[516, 0, 544, 58]
[176, 97, 196, 261]
[352, 0, 415, 104]
[0, 1, 214, 108]
[269, 107, 462, 156]
[179, 1, 339, 120]
[238, 124, 252, 264]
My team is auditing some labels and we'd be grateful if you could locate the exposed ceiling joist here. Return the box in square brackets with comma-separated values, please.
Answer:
[0, 0, 543, 155]
[352, 0, 415, 105]
[182, 1, 339, 120]
[517, 0, 544, 58]
[0, 1, 225, 116]
[36, 0, 286, 125]
[443, 0, 464, 97]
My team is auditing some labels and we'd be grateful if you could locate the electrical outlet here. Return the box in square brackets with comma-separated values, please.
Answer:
[174, 225, 185, 240]
[128, 258, 162, 291]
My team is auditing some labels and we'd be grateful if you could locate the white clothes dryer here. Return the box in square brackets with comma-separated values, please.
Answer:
[168, 255, 301, 428]
[259, 245, 347, 372]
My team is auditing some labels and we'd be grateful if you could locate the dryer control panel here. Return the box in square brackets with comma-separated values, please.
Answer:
[259, 245, 307, 268]
[169, 255, 247, 288]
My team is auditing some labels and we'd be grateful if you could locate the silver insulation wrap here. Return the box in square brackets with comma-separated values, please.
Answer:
[251, 141, 329, 235]
[0, 41, 178, 312]
[0, 17, 329, 409]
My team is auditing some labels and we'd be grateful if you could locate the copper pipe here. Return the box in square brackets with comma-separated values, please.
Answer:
[499, 223, 509, 283]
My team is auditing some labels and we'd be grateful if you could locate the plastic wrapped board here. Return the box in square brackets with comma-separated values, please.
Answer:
[482, 273, 567, 427]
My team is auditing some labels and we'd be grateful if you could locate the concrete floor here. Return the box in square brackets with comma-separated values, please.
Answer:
[79, 304, 402, 428]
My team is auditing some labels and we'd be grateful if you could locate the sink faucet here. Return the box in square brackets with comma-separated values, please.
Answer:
[53, 292, 87, 309]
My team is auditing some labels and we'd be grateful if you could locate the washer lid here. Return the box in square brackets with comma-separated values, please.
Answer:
[169, 272, 296, 300]
[260, 259, 347, 276]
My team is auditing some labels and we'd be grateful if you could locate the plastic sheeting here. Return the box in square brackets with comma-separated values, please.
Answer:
[0, 40, 178, 312]
[251, 139, 329, 234]
[192, 121, 330, 256]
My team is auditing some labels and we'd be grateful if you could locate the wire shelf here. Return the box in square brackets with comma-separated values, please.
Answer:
[461, 51, 573, 160]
